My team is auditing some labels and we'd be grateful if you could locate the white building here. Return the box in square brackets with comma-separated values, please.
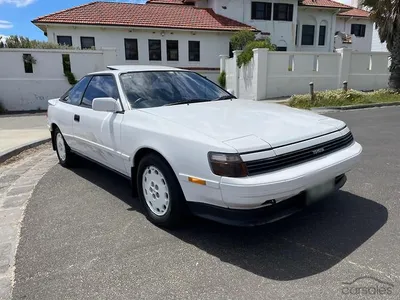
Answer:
[31, 0, 374, 78]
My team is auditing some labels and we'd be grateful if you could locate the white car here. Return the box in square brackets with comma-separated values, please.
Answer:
[47, 65, 362, 228]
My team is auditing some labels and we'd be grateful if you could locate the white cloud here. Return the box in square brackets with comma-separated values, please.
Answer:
[0, 0, 35, 7]
[0, 20, 13, 29]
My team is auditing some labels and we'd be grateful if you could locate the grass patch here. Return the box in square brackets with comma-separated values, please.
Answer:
[288, 89, 400, 109]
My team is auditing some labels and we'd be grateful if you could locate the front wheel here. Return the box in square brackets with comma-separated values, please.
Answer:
[54, 128, 76, 168]
[137, 154, 187, 228]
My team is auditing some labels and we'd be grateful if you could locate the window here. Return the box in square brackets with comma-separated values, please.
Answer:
[22, 54, 34, 73]
[62, 54, 71, 73]
[229, 42, 233, 58]
[125, 39, 138, 60]
[295, 24, 298, 45]
[188, 41, 200, 61]
[318, 25, 326, 46]
[81, 75, 119, 108]
[57, 36, 72, 47]
[301, 25, 315, 45]
[276, 47, 287, 51]
[148, 39, 161, 61]
[61, 76, 91, 105]
[167, 40, 179, 61]
[351, 24, 366, 37]
[251, 2, 272, 20]
[273, 3, 293, 21]
[120, 71, 232, 109]
[80, 36, 95, 49]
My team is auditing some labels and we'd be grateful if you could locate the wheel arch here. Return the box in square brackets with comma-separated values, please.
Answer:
[131, 147, 175, 197]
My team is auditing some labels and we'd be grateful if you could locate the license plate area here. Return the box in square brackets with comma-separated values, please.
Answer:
[306, 179, 335, 205]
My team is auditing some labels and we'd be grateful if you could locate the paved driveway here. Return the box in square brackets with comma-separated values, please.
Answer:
[11, 107, 400, 299]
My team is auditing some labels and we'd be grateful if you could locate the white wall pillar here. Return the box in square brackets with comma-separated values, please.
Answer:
[232, 50, 242, 97]
[337, 48, 352, 88]
[252, 48, 269, 100]
[219, 54, 228, 73]
[101, 47, 117, 69]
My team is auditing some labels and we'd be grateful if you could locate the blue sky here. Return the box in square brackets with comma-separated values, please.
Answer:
[0, 0, 351, 41]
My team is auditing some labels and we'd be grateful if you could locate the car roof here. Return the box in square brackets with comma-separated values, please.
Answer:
[88, 65, 187, 75]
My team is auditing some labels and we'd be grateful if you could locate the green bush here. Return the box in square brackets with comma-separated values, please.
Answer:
[2, 35, 81, 49]
[237, 38, 276, 68]
[230, 30, 256, 51]
[64, 71, 78, 85]
[288, 89, 400, 109]
[0, 101, 6, 114]
[218, 71, 226, 88]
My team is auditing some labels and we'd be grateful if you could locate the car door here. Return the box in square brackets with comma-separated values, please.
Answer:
[56, 76, 91, 150]
[72, 74, 128, 175]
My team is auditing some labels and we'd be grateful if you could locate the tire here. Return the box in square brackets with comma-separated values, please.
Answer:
[54, 127, 76, 168]
[137, 153, 187, 228]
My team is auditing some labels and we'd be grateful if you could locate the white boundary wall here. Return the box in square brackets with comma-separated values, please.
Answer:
[221, 48, 390, 100]
[0, 48, 117, 111]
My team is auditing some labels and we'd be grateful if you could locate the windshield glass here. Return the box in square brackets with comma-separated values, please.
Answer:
[119, 71, 233, 109]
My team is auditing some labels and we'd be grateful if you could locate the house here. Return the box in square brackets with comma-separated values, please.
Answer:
[31, 0, 374, 79]
[335, 7, 372, 51]
[32, 1, 255, 82]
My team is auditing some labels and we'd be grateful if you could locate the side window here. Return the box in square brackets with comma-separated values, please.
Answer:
[61, 76, 91, 105]
[81, 75, 119, 108]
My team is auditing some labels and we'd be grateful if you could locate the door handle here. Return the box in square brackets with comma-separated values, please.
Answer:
[74, 114, 80, 122]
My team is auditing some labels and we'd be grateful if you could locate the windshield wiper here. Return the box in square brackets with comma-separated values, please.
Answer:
[164, 99, 211, 106]
[214, 95, 234, 100]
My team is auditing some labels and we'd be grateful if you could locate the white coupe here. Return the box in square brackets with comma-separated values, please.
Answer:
[47, 65, 362, 228]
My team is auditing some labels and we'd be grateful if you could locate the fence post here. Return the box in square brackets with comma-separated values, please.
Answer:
[232, 50, 242, 97]
[309, 82, 315, 104]
[343, 81, 348, 92]
[252, 48, 269, 100]
[336, 48, 352, 89]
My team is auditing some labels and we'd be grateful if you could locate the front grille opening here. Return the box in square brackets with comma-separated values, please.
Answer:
[245, 132, 354, 176]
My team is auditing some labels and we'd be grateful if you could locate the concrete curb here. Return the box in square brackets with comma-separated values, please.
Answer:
[311, 101, 400, 112]
[0, 138, 51, 163]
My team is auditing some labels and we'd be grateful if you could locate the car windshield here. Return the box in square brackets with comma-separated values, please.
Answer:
[119, 71, 233, 109]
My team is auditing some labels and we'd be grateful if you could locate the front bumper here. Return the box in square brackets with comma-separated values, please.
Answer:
[220, 141, 362, 209]
[188, 174, 347, 226]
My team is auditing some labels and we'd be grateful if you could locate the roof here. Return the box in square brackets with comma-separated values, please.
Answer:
[146, 0, 186, 4]
[300, 0, 350, 9]
[337, 7, 370, 18]
[106, 65, 184, 72]
[300, 0, 370, 18]
[32, 1, 255, 32]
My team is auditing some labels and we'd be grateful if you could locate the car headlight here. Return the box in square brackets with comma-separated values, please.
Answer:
[208, 152, 248, 177]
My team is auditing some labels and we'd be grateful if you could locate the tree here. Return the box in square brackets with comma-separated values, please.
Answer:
[362, 0, 400, 90]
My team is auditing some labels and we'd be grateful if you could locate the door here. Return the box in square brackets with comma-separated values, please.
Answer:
[72, 74, 128, 175]
[56, 76, 91, 149]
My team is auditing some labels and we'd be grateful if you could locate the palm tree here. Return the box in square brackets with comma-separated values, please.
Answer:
[362, 0, 400, 90]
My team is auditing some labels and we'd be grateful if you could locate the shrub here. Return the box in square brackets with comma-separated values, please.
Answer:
[288, 89, 400, 109]
[64, 71, 78, 85]
[218, 71, 226, 88]
[0, 101, 6, 114]
[237, 38, 276, 68]
[3, 35, 80, 49]
[230, 30, 256, 51]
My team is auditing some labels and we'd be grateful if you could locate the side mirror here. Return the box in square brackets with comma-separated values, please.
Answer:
[92, 97, 122, 112]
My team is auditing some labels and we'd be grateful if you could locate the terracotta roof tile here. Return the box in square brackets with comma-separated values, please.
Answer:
[146, 0, 185, 4]
[338, 7, 370, 18]
[32, 1, 255, 32]
[300, 0, 350, 9]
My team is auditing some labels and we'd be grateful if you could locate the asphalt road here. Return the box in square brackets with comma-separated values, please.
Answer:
[12, 107, 400, 300]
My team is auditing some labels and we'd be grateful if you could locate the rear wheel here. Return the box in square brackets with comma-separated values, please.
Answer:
[137, 153, 187, 228]
[54, 127, 76, 168]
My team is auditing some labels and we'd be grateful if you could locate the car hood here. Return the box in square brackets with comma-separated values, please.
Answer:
[142, 100, 346, 151]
